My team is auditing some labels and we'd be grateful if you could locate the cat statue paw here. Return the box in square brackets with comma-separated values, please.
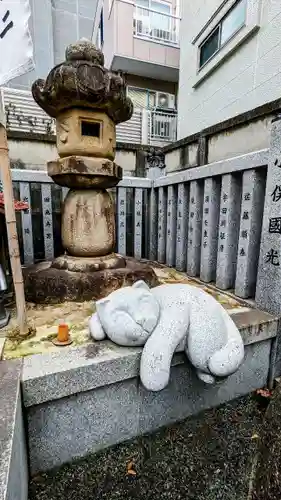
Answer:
[89, 280, 244, 391]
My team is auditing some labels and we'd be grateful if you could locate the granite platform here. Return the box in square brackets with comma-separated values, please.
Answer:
[20, 290, 278, 474]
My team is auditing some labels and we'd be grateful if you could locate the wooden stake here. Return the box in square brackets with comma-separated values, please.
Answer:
[0, 123, 28, 334]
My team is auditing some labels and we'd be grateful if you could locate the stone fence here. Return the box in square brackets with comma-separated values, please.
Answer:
[9, 116, 281, 317]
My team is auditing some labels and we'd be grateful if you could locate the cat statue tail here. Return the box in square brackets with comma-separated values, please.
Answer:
[207, 309, 245, 378]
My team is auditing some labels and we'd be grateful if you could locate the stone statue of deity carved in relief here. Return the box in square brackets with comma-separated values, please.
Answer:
[89, 281, 244, 391]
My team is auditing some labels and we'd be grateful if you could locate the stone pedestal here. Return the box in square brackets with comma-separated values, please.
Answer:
[48, 156, 122, 189]
[24, 258, 158, 304]
[62, 189, 115, 257]
[24, 40, 158, 303]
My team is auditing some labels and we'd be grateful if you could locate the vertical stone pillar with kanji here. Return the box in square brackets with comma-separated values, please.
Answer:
[256, 116, 281, 315]
[256, 116, 281, 379]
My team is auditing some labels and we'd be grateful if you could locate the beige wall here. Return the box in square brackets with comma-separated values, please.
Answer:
[7, 138, 138, 174]
[8, 139, 57, 170]
[163, 113, 274, 174]
[165, 148, 181, 173]
[178, 0, 281, 138]
[208, 116, 272, 163]
[115, 150, 136, 175]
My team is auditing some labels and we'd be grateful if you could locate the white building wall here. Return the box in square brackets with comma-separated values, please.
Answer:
[178, 0, 281, 138]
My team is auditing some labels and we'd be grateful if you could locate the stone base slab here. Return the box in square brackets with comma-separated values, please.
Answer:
[23, 256, 159, 303]
[47, 156, 122, 189]
[23, 337, 274, 474]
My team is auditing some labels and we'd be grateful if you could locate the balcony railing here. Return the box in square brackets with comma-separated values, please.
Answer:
[133, 5, 180, 46]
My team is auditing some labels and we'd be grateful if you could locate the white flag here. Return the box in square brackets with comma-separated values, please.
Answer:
[0, 0, 34, 86]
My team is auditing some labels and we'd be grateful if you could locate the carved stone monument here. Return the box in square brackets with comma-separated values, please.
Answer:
[89, 280, 245, 391]
[24, 40, 158, 303]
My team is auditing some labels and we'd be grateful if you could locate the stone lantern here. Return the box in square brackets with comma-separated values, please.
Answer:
[24, 40, 157, 303]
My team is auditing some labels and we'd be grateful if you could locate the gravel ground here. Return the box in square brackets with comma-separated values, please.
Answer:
[29, 394, 266, 500]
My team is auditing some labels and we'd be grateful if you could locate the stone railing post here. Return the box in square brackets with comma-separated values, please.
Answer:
[256, 116, 281, 315]
[255, 116, 281, 380]
[146, 148, 165, 260]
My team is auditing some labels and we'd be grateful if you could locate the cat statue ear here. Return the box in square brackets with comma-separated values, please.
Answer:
[132, 280, 151, 291]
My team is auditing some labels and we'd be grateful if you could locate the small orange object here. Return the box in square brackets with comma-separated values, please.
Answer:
[52, 320, 72, 346]
[127, 470, 137, 476]
[126, 460, 137, 478]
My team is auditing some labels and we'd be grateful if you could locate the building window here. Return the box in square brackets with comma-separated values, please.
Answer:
[199, 26, 220, 68]
[127, 86, 156, 109]
[134, 0, 175, 43]
[199, 0, 247, 69]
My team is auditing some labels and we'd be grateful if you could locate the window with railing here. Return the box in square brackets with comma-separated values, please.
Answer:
[127, 85, 177, 143]
[133, 0, 180, 46]
[127, 86, 160, 109]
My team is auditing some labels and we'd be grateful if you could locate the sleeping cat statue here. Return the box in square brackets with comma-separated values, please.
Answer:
[89, 280, 244, 391]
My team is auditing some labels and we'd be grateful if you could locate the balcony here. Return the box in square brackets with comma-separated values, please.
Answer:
[103, 0, 180, 82]
[133, 5, 180, 46]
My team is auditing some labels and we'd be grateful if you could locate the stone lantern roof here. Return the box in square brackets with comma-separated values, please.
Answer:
[32, 39, 133, 124]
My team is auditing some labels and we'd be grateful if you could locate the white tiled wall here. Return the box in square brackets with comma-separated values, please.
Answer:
[178, 0, 281, 138]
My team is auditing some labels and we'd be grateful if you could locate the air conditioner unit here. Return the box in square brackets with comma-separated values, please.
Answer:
[155, 92, 175, 110]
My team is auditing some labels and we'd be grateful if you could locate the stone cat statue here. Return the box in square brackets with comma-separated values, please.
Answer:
[89, 281, 244, 391]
